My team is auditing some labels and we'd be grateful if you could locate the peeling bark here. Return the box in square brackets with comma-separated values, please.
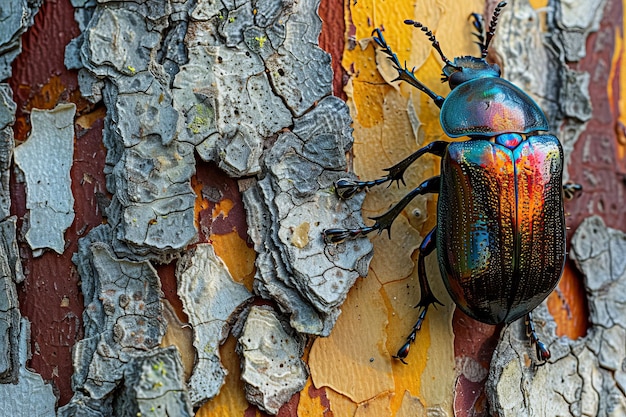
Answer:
[176, 243, 252, 406]
[0, 0, 52, 408]
[1, 0, 623, 415]
[236, 305, 308, 415]
[57, 0, 371, 413]
[14, 103, 76, 256]
[0, 319, 55, 416]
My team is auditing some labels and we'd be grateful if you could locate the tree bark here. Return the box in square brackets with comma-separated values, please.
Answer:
[0, 0, 624, 416]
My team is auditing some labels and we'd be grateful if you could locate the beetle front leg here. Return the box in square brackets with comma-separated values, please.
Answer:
[372, 28, 445, 107]
[394, 226, 443, 364]
[469, 12, 487, 56]
[333, 141, 448, 200]
[324, 176, 440, 243]
[525, 312, 550, 363]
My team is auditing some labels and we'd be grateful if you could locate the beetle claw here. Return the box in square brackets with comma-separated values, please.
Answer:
[525, 312, 552, 364]
[394, 305, 430, 363]
[334, 179, 362, 200]
[535, 340, 551, 363]
[322, 228, 351, 244]
[393, 341, 411, 365]
[563, 182, 583, 200]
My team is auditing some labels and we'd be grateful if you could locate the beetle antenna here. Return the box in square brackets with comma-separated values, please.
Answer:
[404, 20, 460, 70]
[469, 12, 487, 56]
[482, 1, 507, 57]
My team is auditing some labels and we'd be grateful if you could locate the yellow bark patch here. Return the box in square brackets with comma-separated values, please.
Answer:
[195, 336, 249, 417]
[160, 300, 194, 381]
[309, 273, 393, 403]
[210, 231, 255, 291]
[610, 14, 626, 161]
[213, 198, 234, 219]
[291, 222, 311, 248]
[529, 0, 549, 9]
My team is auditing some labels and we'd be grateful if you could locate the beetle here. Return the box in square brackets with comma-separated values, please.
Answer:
[324, 2, 580, 363]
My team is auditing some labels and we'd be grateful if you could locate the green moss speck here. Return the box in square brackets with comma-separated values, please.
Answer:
[189, 103, 214, 134]
[255, 36, 267, 48]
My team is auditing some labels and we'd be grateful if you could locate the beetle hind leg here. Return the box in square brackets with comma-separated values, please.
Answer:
[324, 176, 440, 244]
[525, 312, 551, 363]
[394, 226, 444, 364]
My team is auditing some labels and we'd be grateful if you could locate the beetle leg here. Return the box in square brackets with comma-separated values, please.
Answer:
[469, 12, 486, 56]
[332, 177, 393, 200]
[367, 176, 440, 238]
[324, 176, 440, 244]
[525, 312, 551, 363]
[372, 28, 445, 107]
[416, 226, 444, 308]
[394, 307, 427, 364]
[382, 141, 448, 187]
[394, 226, 443, 364]
[562, 182, 583, 200]
[332, 141, 449, 200]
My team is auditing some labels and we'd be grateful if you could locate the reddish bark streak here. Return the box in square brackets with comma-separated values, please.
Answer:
[567, 0, 625, 233]
[13, 118, 107, 406]
[453, 312, 501, 417]
[194, 161, 250, 244]
[308, 382, 333, 417]
[8, 0, 100, 406]
[319, 0, 347, 100]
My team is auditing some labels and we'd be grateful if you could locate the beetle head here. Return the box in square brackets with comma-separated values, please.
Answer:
[443, 57, 501, 89]
[415, 1, 507, 89]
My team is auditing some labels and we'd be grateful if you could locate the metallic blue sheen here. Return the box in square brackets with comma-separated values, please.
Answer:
[440, 77, 549, 138]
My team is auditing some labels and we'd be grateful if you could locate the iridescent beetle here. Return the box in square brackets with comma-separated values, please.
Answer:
[324, 2, 581, 363]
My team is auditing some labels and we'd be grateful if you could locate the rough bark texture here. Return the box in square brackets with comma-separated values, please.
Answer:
[0, 0, 624, 415]
[5, 0, 371, 414]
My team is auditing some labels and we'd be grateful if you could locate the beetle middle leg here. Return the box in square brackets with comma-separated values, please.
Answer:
[324, 176, 440, 243]
[394, 226, 443, 364]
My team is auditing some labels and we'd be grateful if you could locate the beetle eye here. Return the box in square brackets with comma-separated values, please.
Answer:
[442, 64, 463, 85]
[447, 70, 466, 89]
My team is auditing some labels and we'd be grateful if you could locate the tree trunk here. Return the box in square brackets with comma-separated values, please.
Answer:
[0, 0, 624, 416]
